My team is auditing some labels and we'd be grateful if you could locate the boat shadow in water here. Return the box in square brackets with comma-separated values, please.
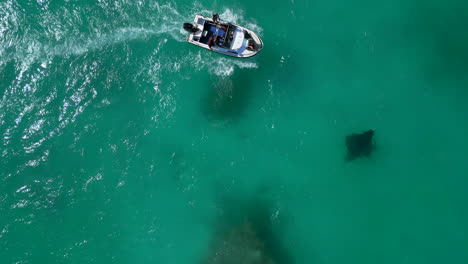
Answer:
[201, 69, 254, 126]
[201, 194, 294, 264]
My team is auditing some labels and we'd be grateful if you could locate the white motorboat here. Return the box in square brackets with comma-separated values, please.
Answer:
[183, 14, 263, 58]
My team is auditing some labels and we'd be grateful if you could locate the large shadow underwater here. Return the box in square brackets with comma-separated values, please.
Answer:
[201, 68, 254, 126]
[201, 192, 294, 264]
[200, 32, 306, 126]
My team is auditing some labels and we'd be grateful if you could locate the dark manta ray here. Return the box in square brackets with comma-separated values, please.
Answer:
[345, 129, 376, 161]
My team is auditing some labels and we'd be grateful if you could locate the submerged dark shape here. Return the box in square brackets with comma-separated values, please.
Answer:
[345, 129, 376, 161]
[202, 221, 275, 264]
[202, 70, 252, 125]
[202, 194, 294, 264]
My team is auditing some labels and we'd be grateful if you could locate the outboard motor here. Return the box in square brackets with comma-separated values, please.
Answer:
[183, 23, 198, 33]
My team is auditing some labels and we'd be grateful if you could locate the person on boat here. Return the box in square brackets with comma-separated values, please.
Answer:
[246, 40, 255, 51]
[212, 13, 220, 24]
[208, 35, 224, 49]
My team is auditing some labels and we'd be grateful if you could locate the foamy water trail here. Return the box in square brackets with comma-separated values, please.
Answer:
[208, 58, 259, 76]
[0, 2, 187, 69]
[1, 1, 263, 75]
[218, 8, 263, 36]
[0, 58, 99, 177]
[0, 1, 264, 176]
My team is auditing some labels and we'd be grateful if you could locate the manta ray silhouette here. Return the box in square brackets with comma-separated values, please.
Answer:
[345, 129, 376, 161]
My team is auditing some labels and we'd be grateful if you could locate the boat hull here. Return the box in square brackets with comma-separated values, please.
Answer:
[186, 15, 263, 58]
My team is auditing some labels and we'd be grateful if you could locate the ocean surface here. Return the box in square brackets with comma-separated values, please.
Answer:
[1, 0, 468, 263]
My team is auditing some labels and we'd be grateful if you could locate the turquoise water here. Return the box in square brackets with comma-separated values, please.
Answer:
[1, 0, 468, 263]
